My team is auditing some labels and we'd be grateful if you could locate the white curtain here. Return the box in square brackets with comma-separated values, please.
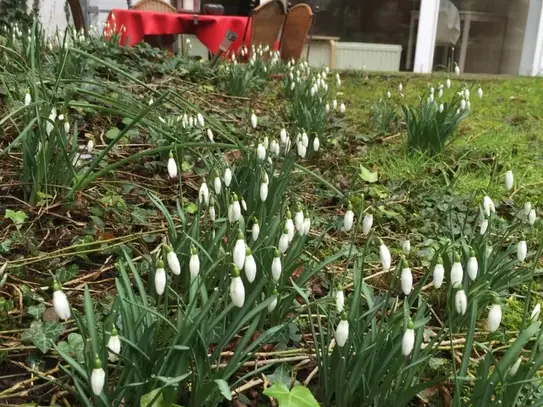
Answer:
[436, 0, 461, 45]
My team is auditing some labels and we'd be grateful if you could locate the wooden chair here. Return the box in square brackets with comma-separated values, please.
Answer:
[279, 3, 313, 62]
[249, 0, 286, 53]
[67, 0, 87, 34]
[132, 0, 177, 51]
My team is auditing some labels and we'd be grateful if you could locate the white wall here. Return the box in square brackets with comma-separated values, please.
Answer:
[32, 0, 68, 35]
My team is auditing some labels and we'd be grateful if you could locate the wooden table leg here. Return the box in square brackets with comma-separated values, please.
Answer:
[406, 14, 416, 70]
[458, 16, 471, 73]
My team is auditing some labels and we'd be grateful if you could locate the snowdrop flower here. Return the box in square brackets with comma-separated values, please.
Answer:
[197, 182, 210, 207]
[230, 266, 245, 307]
[482, 196, 496, 217]
[230, 195, 242, 222]
[250, 112, 257, 129]
[189, 247, 200, 278]
[224, 168, 232, 187]
[531, 303, 541, 322]
[477, 86, 483, 98]
[335, 313, 349, 347]
[524, 202, 532, 217]
[528, 209, 537, 225]
[207, 128, 214, 142]
[450, 253, 463, 287]
[455, 287, 468, 315]
[517, 240, 527, 262]
[167, 246, 181, 276]
[303, 211, 311, 235]
[464, 88, 470, 99]
[214, 175, 221, 195]
[504, 169, 514, 191]
[107, 326, 121, 362]
[402, 319, 415, 356]
[460, 99, 466, 110]
[263, 136, 269, 150]
[509, 357, 522, 377]
[301, 132, 309, 148]
[332, 99, 338, 110]
[294, 207, 304, 233]
[271, 249, 282, 281]
[487, 301, 502, 333]
[433, 257, 445, 289]
[64, 120, 70, 134]
[252, 219, 260, 241]
[285, 211, 295, 242]
[336, 74, 341, 87]
[260, 180, 268, 202]
[91, 357, 106, 395]
[438, 87, 444, 98]
[401, 258, 413, 295]
[386, 91, 391, 98]
[325, 103, 330, 113]
[233, 231, 246, 270]
[268, 289, 278, 312]
[209, 205, 216, 221]
[379, 240, 392, 271]
[362, 213, 373, 236]
[438, 103, 444, 113]
[343, 202, 354, 232]
[480, 218, 489, 235]
[24, 93, 31, 106]
[278, 227, 290, 254]
[398, 83, 403, 92]
[257, 143, 266, 160]
[313, 136, 320, 152]
[167, 151, 177, 179]
[467, 249, 478, 281]
[197, 113, 205, 128]
[280, 128, 287, 144]
[52, 280, 71, 321]
[297, 142, 307, 158]
[244, 248, 257, 283]
[454, 64, 460, 75]
[445, 78, 451, 88]
[154, 260, 166, 295]
[339, 103, 346, 114]
[336, 287, 345, 313]
[402, 240, 411, 255]
[86, 137, 95, 153]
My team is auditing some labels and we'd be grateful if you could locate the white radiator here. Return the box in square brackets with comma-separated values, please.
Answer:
[335, 43, 402, 72]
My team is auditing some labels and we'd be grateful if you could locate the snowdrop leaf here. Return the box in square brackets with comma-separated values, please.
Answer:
[214, 379, 232, 401]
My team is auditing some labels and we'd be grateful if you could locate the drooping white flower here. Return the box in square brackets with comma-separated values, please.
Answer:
[106, 327, 121, 364]
[224, 168, 232, 187]
[167, 152, 177, 179]
[483, 196, 495, 217]
[268, 289, 279, 312]
[252, 220, 260, 241]
[380, 240, 392, 271]
[339, 103, 346, 114]
[52, 281, 71, 321]
[362, 213, 373, 236]
[504, 170, 514, 191]
[531, 303, 541, 322]
[528, 209, 537, 225]
[301, 132, 309, 148]
[450, 253, 463, 287]
[402, 240, 411, 255]
[325, 103, 330, 113]
[313, 136, 320, 152]
[467, 249, 478, 281]
[464, 88, 470, 99]
[207, 128, 214, 142]
[487, 302, 502, 333]
[433, 257, 445, 289]
[294, 207, 304, 233]
[454, 65, 460, 75]
[86, 138, 94, 153]
[244, 248, 257, 283]
[189, 247, 200, 278]
[233, 231, 246, 270]
[230, 267, 245, 307]
[155, 260, 166, 295]
[167, 247, 181, 275]
[280, 128, 287, 144]
[332, 99, 338, 110]
[439, 103, 444, 113]
[91, 358, 106, 395]
[250, 112, 258, 129]
[438, 87, 444, 98]
[297, 141, 307, 158]
[517, 240, 527, 262]
[64, 121, 70, 134]
[445, 78, 451, 88]
[213, 176, 221, 195]
[336, 74, 342, 87]
[256, 143, 266, 161]
[480, 218, 489, 235]
[401, 259, 413, 295]
[455, 288, 468, 315]
[278, 227, 289, 254]
[460, 99, 466, 110]
[343, 203, 354, 232]
[232, 197, 242, 221]
[398, 83, 403, 92]
[285, 211, 295, 242]
[386, 91, 391, 98]
[477, 87, 483, 98]
[335, 314, 349, 347]
[209, 205, 216, 221]
[24, 93, 31, 106]
[199, 181, 210, 206]
[402, 320, 415, 356]
[303, 211, 311, 235]
[260, 181, 268, 202]
[336, 288, 345, 313]
[271, 249, 282, 281]
[197, 113, 205, 128]
[509, 357, 522, 376]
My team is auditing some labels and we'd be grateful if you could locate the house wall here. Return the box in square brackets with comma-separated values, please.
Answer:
[500, 0, 531, 74]
[32, 0, 68, 35]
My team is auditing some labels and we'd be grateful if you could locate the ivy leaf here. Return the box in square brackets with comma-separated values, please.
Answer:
[21, 321, 64, 353]
[5, 209, 28, 229]
[57, 333, 85, 363]
[27, 303, 46, 319]
[140, 388, 185, 407]
[359, 165, 378, 183]
[105, 127, 121, 140]
[263, 383, 320, 407]
[56, 264, 79, 283]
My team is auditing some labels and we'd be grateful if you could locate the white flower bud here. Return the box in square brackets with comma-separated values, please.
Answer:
[487, 302, 502, 333]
